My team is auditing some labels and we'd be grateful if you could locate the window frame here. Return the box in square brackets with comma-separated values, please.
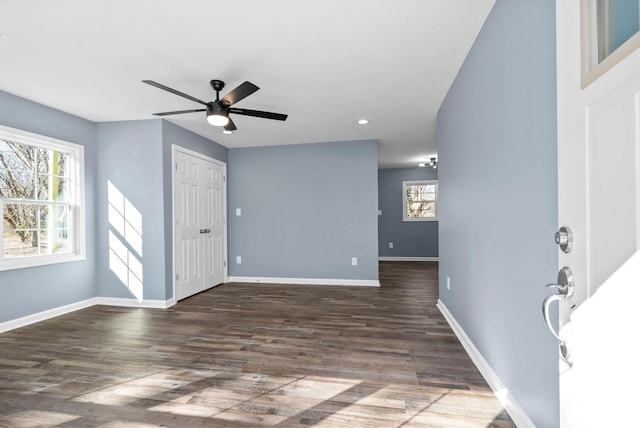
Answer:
[402, 180, 438, 222]
[0, 124, 85, 271]
[581, 0, 640, 87]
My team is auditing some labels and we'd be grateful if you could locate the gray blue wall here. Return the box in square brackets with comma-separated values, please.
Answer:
[96, 120, 166, 301]
[437, 0, 558, 426]
[0, 90, 97, 322]
[378, 167, 438, 258]
[228, 140, 379, 281]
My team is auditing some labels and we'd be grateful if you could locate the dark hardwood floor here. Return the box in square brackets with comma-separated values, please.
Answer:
[0, 262, 514, 427]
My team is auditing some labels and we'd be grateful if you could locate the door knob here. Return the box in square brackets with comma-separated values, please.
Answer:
[542, 266, 574, 360]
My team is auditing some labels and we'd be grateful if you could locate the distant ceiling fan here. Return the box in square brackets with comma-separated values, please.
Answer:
[142, 79, 288, 131]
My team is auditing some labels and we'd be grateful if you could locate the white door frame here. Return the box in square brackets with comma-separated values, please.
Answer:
[171, 144, 228, 302]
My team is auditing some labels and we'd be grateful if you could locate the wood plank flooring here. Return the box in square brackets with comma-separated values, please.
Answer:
[0, 262, 515, 427]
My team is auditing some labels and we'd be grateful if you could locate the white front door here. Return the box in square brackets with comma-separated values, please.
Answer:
[556, 1, 640, 426]
[174, 147, 226, 301]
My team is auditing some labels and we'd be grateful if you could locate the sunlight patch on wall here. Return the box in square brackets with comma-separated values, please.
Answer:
[108, 180, 143, 302]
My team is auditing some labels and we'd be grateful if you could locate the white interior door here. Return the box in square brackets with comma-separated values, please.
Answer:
[202, 158, 225, 288]
[174, 147, 226, 301]
[556, 1, 640, 426]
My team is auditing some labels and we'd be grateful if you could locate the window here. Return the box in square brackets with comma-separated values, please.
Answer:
[581, 0, 640, 86]
[0, 125, 85, 270]
[403, 180, 437, 221]
[597, 0, 639, 63]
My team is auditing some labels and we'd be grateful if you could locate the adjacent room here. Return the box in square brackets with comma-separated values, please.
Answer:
[3, 0, 639, 427]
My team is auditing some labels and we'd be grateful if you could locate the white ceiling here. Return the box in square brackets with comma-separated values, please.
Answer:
[0, 0, 494, 168]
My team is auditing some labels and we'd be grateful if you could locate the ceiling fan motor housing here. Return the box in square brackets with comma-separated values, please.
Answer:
[207, 102, 227, 116]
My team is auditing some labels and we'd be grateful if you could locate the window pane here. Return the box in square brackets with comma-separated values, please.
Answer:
[0, 169, 35, 199]
[37, 174, 68, 201]
[43, 204, 69, 230]
[598, 0, 640, 62]
[56, 152, 69, 178]
[35, 147, 48, 173]
[424, 192, 436, 201]
[1, 140, 37, 199]
[2, 203, 71, 258]
[3, 230, 41, 258]
[40, 228, 70, 254]
[3, 203, 44, 231]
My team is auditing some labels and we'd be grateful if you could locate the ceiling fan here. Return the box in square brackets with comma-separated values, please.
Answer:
[142, 79, 288, 131]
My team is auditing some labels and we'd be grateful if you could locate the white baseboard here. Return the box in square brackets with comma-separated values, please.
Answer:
[228, 276, 380, 287]
[0, 296, 177, 334]
[378, 257, 439, 262]
[0, 297, 98, 333]
[437, 299, 535, 428]
[95, 297, 176, 309]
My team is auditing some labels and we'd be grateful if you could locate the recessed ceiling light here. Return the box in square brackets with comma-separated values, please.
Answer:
[358, 119, 369, 125]
[222, 130, 233, 135]
[418, 163, 427, 167]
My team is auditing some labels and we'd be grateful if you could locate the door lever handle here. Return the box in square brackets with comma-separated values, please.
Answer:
[542, 292, 565, 343]
[542, 266, 574, 361]
[199, 228, 211, 234]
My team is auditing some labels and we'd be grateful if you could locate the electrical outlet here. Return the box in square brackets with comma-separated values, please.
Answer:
[236, 256, 242, 264]
[352, 257, 358, 266]
[447, 276, 451, 290]
[236, 208, 242, 216]
[389, 242, 393, 249]
[378, 210, 382, 215]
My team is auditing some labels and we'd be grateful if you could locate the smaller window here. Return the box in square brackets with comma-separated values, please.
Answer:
[403, 180, 438, 222]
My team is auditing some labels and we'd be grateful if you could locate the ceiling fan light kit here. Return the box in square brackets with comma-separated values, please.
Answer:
[206, 103, 229, 127]
[142, 78, 288, 131]
[419, 157, 438, 169]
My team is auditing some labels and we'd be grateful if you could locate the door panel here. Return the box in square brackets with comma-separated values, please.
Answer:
[588, 92, 639, 290]
[174, 152, 203, 300]
[556, 0, 640, 425]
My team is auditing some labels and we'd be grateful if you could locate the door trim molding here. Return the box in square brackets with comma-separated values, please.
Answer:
[171, 145, 229, 303]
[378, 257, 438, 262]
[437, 299, 535, 428]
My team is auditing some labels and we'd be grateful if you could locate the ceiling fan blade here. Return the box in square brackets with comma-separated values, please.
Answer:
[229, 108, 288, 121]
[142, 80, 209, 106]
[152, 109, 206, 116]
[224, 118, 237, 131]
[221, 81, 259, 106]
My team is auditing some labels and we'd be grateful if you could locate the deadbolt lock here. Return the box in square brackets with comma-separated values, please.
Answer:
[555, 226, 573, 253]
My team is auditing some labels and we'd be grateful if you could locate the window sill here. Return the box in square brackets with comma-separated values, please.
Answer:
[402, 218, 438, 222]
[0, 253, 86, 272]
